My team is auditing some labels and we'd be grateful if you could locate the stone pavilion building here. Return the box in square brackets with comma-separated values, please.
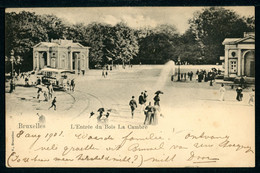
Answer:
[222, 32, 255, 78]
[33, 39, 90, 72]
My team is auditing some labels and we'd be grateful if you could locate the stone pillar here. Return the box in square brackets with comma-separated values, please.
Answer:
[237, 49, 241, 76]
[36, 52, 40, 71]
[224, 48, 229, 77]
[75, 53, 78, 70]
[47, 50, 50, 66]
[241, 51, 245, 76]
[69, 51, 73, 70]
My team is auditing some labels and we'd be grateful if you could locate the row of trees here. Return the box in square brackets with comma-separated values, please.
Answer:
[5, 7, 254, 72]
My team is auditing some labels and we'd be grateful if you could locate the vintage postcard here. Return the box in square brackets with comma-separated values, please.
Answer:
[5, 7, 255, 167]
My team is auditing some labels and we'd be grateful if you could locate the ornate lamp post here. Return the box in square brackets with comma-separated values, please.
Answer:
[177, 56, 181, 81]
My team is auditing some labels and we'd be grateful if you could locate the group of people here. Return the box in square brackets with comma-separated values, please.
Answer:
[219, 83, 254, 105]
[36, 83, 54, 102]
[129, 90, 162, 125]
[62, 77, 75, 91]
[195, 69, 216, 83]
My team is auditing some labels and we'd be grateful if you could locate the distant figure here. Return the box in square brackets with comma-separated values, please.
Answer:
[9, 79, 14, 93]
[97, 109, 104, 122]
[240, 76, 246, 88]
[219, 84, 226, 101]
[63, 77, 68, 91]
[143, 91, 148, 104]
[150, 105, 158, 125]
[236, 86, 243, 101]
[37, 77, 41, 85]
[70, 79, 75, 91]
[248, 88, 255, 106]
[82, 70, 85, 75]
[153, 94, 160, 106]
[48, 84, 54, 99]
[144, 102, 153, 125]
[139, 92, 145, 112]
[49, 97, 57, 110]
[102, 70, 105, 78]
[37, 87, 42, 99]
[105, 71, 108, 76]
[37, 113, 46, 124]
[190, 71, 193, 81]
[129, 96, 137, 118]
[25, 77, 29, 86]
[89, 111, 95, 118]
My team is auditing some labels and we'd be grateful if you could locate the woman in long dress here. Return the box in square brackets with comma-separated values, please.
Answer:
[150, 105, 159, 125]
[219, 84, 225, 101]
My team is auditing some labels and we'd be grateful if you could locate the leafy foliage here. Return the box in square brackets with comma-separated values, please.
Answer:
[189, 7, 255, 64]
[5, 8, 255, 72]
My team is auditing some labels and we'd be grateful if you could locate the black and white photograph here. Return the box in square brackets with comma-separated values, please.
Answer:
[5, 6, 255, 167]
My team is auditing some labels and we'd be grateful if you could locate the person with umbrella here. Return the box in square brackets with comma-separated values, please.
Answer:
[154, 90, 163, 106]
[129, 96, 138, 118]
[97, 108, 105, 121]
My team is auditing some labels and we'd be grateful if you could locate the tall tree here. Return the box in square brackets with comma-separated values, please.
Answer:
[106, 22, 139, 66]
[137, 24, 179, 64]
[189, 7, 255, 64]
[5, 11, 49, 71]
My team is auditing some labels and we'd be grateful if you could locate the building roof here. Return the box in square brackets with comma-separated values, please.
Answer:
[222, 35, 255, 45]
[33, 39, 90, 49]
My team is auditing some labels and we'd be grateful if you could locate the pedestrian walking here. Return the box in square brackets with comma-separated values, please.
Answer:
[70, 79, 75, 91]
[129, 96, 137, 118]
[153, 93, 160, 106]
[143, 91, 148, 104]
[190, 71, 193, 81]
[144, 102, 153, 125]
[102, 70, 105, 78]
[236, 86, 243, 101]
[248, 88, 255, 106]
[139, 92, 145, 112]
[9, 79, 14, 93]
[219, 84, 226, 101]
[48, 84, 54, 99]
[240, 76, 246, 88]
[37, 87, 42, 99]
[49, 97, 57, 110]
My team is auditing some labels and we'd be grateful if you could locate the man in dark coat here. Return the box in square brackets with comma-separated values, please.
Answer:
[49, 97, 57, 110]
[143, 91, 148, 104]
[139, 92, 145, 112]
[129, 96, 138, 118]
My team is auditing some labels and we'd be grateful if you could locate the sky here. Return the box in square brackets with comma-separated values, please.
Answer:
[6, 6, 254, 34]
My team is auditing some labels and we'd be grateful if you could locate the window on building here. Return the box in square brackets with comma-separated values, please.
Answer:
[229, 59, 237, 73]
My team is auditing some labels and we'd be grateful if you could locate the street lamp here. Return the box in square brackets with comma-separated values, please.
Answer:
[177, 56, 181, 81]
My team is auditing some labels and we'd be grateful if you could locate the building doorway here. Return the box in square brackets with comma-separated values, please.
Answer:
[244, 51, 255, 77]
[72, 52, 80, 70]
[40, 52, 47, 69]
